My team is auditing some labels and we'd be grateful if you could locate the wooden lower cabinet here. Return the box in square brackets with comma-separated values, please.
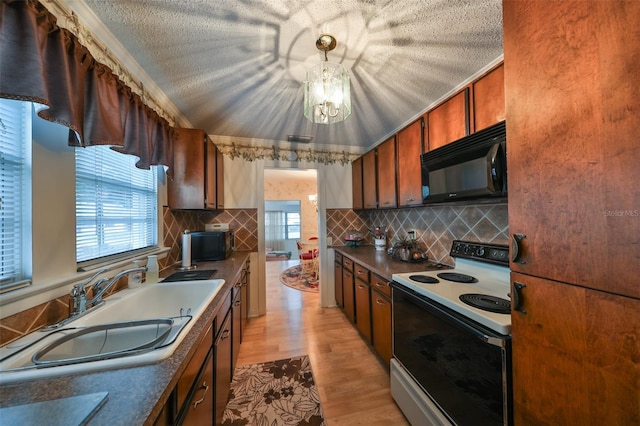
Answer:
[370, 273, 392, 366]
[231, 286, 242, 373]
[511, 272, 640, 425]
[180, 350, 214, 425]
[354, 279, 371, 342]
[342, 269, 355, 323]
[334, 256, 343, 309]
[214, 311, 232, 425]
[336, 254, 393, 367]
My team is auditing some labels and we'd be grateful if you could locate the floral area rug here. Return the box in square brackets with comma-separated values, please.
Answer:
[222, 355, 325, 425]
[279, 264, 319, 293]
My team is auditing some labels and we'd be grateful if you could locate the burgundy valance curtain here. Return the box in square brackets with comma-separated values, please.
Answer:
[0, 0, 174, 173]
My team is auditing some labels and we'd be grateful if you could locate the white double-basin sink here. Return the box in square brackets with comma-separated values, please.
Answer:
[0, 279, 225, 384]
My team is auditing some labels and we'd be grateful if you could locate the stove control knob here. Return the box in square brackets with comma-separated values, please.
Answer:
[477, 248, 485, 257]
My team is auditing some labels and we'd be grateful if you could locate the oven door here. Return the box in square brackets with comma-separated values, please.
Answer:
[392, 282, 512, 426]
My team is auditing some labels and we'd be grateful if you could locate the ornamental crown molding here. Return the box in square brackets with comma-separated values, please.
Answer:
[215, 142, 360, 166]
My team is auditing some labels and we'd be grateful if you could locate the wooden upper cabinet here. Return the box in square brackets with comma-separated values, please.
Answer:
[215, 145, 224, 209]
[351, 157, 363, 210]
[472, 63, 505, 132]
[426, 89, 470, 151]
[397, 118, 424, 207]
[205, 140, 217, 209]
[376, 136, 397, 209]
[168, 128, 223, 210]
[504, 0, 640, 297]
[362, 150, 377, 209]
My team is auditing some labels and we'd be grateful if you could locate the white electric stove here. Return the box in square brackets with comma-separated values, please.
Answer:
[392, 240, 511, 335]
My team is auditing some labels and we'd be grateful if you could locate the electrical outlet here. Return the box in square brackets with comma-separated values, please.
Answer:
[327, 237, 333, 246]
[407, 230, 416, 240]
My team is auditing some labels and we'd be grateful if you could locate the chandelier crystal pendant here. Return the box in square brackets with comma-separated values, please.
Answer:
[304, 34, 352, 124]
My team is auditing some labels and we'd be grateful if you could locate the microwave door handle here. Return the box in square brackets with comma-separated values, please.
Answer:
[486, 143, 501, 192]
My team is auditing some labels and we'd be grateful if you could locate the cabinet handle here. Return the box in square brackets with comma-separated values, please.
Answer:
[221, 329, 230, 340]
[511, 234, 527, 264]
[358, 284, 366, 289]
[234, 300, 241, 306]
[374, 282, 385, 289]
[375, 298, 385, 305]
[406, 197, 415, 202]
[512, 282, 527, 314]
[192, 381, 210, 408]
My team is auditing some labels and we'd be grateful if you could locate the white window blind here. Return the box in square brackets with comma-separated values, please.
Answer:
[75, 146, 158, 265]
[0, 99, 30, 292]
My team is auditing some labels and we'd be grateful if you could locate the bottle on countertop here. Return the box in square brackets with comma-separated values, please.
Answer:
[146, 255, 159, 284]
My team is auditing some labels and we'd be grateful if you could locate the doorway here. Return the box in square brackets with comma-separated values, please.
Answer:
[263, 168, 318, 310]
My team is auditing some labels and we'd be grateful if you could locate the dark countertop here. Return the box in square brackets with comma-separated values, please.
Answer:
[334, 245, 450, 281]
[0, 251, 251, 426]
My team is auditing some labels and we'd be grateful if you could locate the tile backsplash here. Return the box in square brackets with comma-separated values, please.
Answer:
[2, 203, 503, 346]
[327, 203, 508, 265]
[162, 207, 258, 268]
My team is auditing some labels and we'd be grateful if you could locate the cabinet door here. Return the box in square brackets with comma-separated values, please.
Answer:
[215, 145, 225, 209]
[168, 128, 207, 209]
[351, 157, 363, 210]
[342, 268, 355, 323]
[362, 150, 377, 209]
[371, 289, 392, 366]
[504, 1, 640, 297]
[231, 287, 241, 372]
[472, 63, 505, 132]
[396, 118, 424, 207]
[214, 312, 232, 425]
[205, 140, 217, 209]
[427, 89, 469, 151]
[240, 264, 249, 341]
[180, 350, 214, 426]
[354, 279, 371, 343]
[334, 261, 343, 308]
[511, 273, 640, 425]
[376, 136, 397, 209]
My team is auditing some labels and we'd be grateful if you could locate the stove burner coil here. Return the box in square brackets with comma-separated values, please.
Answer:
[437, 272, 478, 283]
[459, 294, 511, 314]
[408, 275, 439, 284]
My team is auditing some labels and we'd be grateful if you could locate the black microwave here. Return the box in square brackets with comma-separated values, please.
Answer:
[191, 231, 234, 261]
[421, 121, 507, 204]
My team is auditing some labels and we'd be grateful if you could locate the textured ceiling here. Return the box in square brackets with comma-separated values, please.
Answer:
[80, 0, 503, 151]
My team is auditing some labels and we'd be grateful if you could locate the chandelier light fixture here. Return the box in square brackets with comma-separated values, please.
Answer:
[304, 34, 352, 124]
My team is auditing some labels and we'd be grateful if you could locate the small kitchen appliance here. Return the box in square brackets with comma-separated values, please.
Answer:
[391, 240, 512, 425]
[191, 231, 234, 261]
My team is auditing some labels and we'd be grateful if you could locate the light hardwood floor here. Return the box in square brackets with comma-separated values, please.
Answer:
[235, 260, 410, 425]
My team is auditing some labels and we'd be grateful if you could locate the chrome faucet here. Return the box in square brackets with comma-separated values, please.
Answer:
[74, 266, 148, 314]
[42, 265, 147, 331]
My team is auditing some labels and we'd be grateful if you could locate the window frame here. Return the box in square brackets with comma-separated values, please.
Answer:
[75, 145, 159, 270]
[0, 99, 32, 293]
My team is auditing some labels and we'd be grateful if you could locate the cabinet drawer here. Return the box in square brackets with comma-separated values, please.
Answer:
[342, 257, 354, 272]
[370, 273, 391, 298]
[335, 252, 343, 264]
[176, 324, 213, 411]
[354, 263, 370, 283]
